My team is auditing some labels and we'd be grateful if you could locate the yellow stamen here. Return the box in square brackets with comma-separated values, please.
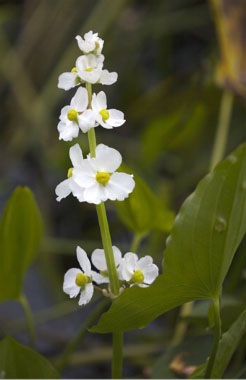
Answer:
[132, 270, 144, 283]
[71, 67, 77, 73]
[85, 67, 93, 72]
[67, 109, 78, 121]
[67, 168, 73, 178]
[96, 172, 110, 185]
[99, 109, 109, 121]
[75, 273, 87, 287]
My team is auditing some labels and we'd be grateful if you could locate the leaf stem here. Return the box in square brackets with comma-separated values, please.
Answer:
[57, 298, 109, 372]
[205, 297, 222, 378]
[19, 293, 36, 348]
[112, 331, 123, 379]
[130, 233, 145, 253]
[209, 89, 234, 171]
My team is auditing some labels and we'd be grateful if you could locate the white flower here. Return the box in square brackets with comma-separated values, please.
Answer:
[76, 31, 104, 55]
[99, 69, 118, 85]
[73, 144, 135, 204]
[76, 54, 104, 84]
[120, 253, 159, 287]
[91, 246, 123, 284]
[58, 87, 95, 141]
[63, 246, 94, 306]
[58, 68, 80, 91]
[55, 144, 85, 202]
[91, 91, 125, 129]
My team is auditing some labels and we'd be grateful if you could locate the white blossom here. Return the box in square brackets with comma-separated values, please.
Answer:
[58, 87, 95, 141]
[91, 91, 125, 129]
[63, 246, 95, 306]
[55, 144, 85, 202]
[91, 246, 123, 284]
[73, 144, 135, 204]
[120, 252, 159, 287]
[76, 31, 104, 55]
[76, 54, 104, 84]
[58, 69, 80, 91]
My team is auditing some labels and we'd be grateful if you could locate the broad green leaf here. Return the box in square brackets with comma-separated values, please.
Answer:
[0, 187, 43, 301]
[91, 144, 246, 333]
[116, 167, 174, 234]
[211, 307, 246, 378]
[0, 337, 59, 378]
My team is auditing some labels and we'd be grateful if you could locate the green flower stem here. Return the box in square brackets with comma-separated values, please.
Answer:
[19, 293, 36, 348]
[209, 89, 234, 171]
[205, 297, 222, 378]
[130, 233, 146, 253]
[112, 331, 123, 379]
[57, 298, 109, 372]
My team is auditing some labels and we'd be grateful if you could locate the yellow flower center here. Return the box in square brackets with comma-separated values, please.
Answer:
[71, 67, 77, 73]
[132, 270, 144, 283]
[85, 67, 93, 72]
[67, 109, 78, 121]
[96, 172, 110, 185]
[67, 168, 73, 178]
[99, 109, 109, 121]
[75, 273, 87, 287]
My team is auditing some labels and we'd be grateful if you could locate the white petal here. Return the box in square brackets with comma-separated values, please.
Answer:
[91, 271, 109, 284]
[60, 105, 72, 122]
[92, 91, 107, 111]
[57, 121, 79, 141]
[112, 246, 122, 267]
[69, 179, 85, 202]
[124, 252, 138, 272]
[69, 144, 83, 167]
[55, 178, 72, 201]
[83, 183, 104, 204]
[142, 264, 159, 284]
[95, 144, 122, 172]
[63, 268, 81, 297]
[70, 87, 88, 111]
[78, 283, 94, 306]
[99, 70, 118, 85]
[58, 72, 78, 91]
[107, 109, 125, 127]
[107, 172, 135, 201]
[136, 256, 153, 271]
[76, 246, 91, 275]
[91, 248, 107, 271]
[78, 109, 96, 133]
[73, 162, 96, 188]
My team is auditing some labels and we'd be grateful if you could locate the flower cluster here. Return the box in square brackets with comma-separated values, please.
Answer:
[56, 31, 159, 306]
[63, 246, 159, 305]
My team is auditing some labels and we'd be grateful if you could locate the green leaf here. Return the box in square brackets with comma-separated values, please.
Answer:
[210, 307, 246, 378]
[116, 167, 174, 234]
[91, 144, 246, 333]
[0, 187, 43, 301]
[0, 337, 59, 378]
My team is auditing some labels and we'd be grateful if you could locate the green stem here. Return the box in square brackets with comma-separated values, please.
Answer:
[57, 298, 109, 372]
[205, 297, 222, 378]
[112, 331, 123, 379]
[19, 294, 36, 348]
[209, 89, 234, 171]
[170, 301, 194, 347]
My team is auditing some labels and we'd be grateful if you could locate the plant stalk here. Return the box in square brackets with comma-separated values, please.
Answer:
[209, 89, 234, 171]
[112, 331, 123, 379]
[204, 297, 222, 378]
[19, 293, 36, 348]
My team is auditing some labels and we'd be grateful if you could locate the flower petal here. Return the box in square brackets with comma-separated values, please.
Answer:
[107, 109, 125, 127]
[91, 248, 107, 271]
[63, 268, 82, 297]
[112, 246, 122, 267]
[107, 172, 135, 200]
[142, 264, 159, 284]
[95, 144, 122, 172]
[55, 178, 72, 201]
[92, 91, 107, 111]
[78, 109, 96, 133]
[99, 70, 118, 85]
[83, 183, 104, 204]
[91, 270, 109, 284]
[70, 87, 88, 111]
[78, 283, 94, 306]
[69, 144, 83, 167]
[58, 72, 78, 91]
[57, 121, 79, 141]
[136, 256, 153, 271]
[73, 162, 96, 188]
[69, 179, 85, 202]
[76, 246, 91, 275]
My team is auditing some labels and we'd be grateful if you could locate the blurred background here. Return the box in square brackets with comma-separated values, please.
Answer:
[0, 0, 246, 378]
